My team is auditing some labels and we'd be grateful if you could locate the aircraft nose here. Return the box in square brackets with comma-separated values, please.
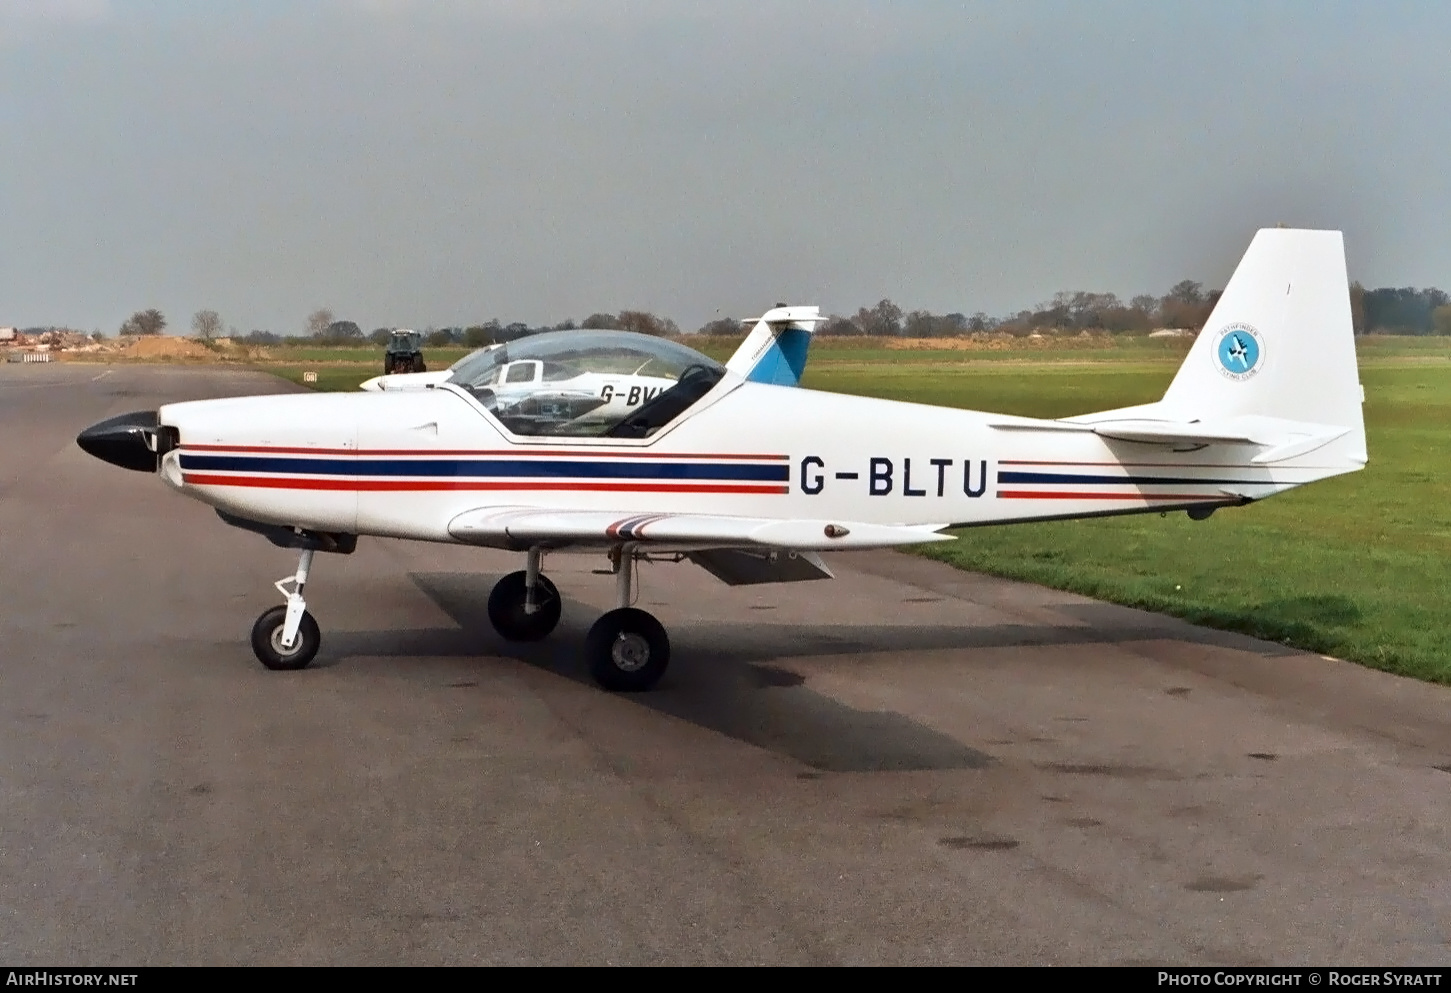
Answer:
[76, 410, 163, 472]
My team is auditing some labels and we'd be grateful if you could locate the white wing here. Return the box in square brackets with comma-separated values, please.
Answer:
[447, 506, 954, 551]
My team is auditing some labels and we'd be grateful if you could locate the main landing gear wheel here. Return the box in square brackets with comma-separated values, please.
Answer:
[585, 607, 670, 692]
[251, 604, 320, 670]
[487, 570, 561, 641]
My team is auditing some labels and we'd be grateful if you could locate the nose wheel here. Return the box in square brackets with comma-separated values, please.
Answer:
[251, 548, 322, 670]
[251, 604, 320, 670]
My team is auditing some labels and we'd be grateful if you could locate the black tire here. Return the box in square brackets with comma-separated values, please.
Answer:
[413, 357, 426, 373]
[250, 605, 321, 671]
[584, 608, 669, 692]
[487, 570, 562, 641]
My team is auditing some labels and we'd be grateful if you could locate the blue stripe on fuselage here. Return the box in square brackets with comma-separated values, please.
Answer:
[179, 454, 790, 482]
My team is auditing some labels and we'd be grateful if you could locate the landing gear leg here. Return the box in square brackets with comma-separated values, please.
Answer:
[585, 544, 670, 692]
[487, 546, 561, 641]
[251, 548, 321, 670]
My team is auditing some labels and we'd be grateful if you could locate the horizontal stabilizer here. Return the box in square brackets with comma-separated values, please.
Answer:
[988, 417, 1093, 434]
[992, 412, 1351, 462]
[1088, 415, 1351, 461]
[447, 506, 954, 551]
[1084, 420, 1260, 444]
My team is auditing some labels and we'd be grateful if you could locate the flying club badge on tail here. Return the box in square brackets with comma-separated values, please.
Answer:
[1214, 323, 1264, 381]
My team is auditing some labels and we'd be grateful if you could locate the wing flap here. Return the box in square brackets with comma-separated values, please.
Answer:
[685, 548, 834, 585]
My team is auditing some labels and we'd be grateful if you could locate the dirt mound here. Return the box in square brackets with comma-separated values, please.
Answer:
[118, 336, 216, 360]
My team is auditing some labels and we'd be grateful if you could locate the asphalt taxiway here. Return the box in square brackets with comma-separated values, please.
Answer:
[3, 362, 1450, 965]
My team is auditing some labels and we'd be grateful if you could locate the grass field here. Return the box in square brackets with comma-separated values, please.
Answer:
[260, 334, 1451, 683]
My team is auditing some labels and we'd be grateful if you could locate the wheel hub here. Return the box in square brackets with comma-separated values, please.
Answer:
[611, 632, 650, 672]
[269, 624, 302, 657]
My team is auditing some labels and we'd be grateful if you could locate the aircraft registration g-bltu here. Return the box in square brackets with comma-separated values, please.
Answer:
[77, 231, 1367, 692]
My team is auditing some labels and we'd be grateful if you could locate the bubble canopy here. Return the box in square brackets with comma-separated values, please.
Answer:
[444, 329, 727, 438]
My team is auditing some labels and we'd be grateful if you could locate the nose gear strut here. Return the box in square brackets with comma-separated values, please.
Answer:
[250, 547, 322, 670]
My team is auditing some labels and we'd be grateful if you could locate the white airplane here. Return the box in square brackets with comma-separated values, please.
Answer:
[76, 231, 1366, 692]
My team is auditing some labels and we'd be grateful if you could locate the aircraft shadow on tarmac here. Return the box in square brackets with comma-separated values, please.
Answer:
[314, 570, 1321, 773]
[319, 571, 1021, 773]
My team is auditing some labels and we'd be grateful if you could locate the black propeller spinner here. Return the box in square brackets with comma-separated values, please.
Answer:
[76, 410, 175, 472]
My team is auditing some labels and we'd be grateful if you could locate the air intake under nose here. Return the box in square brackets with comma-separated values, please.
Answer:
[76, 409, 169, 472]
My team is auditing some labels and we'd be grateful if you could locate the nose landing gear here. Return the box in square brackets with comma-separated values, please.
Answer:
[251, 548, 321, 670]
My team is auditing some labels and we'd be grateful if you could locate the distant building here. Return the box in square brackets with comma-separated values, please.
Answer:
[0, 327, 15, 342]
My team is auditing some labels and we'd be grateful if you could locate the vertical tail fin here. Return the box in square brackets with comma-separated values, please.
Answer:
[724, 305, 825, 386]
[1159, 229, 1363, 435]
[1071, 228, 1367, 469]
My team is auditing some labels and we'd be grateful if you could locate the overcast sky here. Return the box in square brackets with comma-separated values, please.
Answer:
[2, 1, 1447, 335]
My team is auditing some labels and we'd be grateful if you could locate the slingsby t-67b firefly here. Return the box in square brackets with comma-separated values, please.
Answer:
[76, 232, 1367, 691]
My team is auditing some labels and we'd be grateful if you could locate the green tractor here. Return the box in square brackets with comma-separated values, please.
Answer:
[383, 329, 426, 374]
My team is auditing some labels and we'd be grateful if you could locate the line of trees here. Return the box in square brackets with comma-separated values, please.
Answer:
[234, 308, 686, 347]
[1355, 286, 1451, 335]
[110, 283, 1451, 347]
[813, 282, 1451, 338]
[787, 281, 1451, 338]
[819, 280, 1224, 337]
